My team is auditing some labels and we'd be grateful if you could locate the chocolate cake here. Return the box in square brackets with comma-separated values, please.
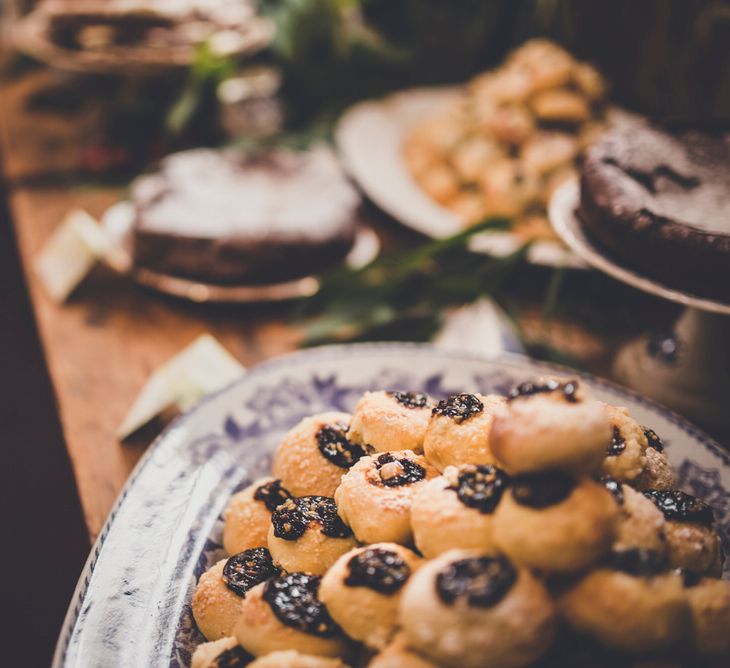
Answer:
[578, 119, 730, 301]
[130, 146, 360, 284]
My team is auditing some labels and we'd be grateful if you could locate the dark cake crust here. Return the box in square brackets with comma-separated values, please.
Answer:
[131, 147, 359, 285]
[578, 120, 730, 301]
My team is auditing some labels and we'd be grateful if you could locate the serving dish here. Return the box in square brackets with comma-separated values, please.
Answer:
[53, 343, 730, 667]
[335, 87, 587, 269]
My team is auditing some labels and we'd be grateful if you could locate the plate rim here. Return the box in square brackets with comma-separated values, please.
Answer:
[334, 86, 588, 270]
[53, 341, 730, 667]
[549, 179, 730, 315]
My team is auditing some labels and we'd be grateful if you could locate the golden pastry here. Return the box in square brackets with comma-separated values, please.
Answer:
[411, 464, 510, 558]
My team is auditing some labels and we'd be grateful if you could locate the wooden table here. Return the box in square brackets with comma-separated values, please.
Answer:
[0, 64, 704, 542]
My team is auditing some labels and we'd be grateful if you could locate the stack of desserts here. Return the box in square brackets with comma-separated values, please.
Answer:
[187, 380, 729, 667]
[404, 40, 608, 241]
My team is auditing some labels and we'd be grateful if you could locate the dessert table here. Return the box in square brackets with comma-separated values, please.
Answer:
[0, 65, 712, 542]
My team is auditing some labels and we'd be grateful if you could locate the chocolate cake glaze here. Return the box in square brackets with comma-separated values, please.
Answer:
[131, 146, 359, 284]
[578, 119, 730, 301]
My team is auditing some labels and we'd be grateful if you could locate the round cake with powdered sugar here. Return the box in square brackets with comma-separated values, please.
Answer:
[578, 119, 730, 301]
[131, 146, 360, 284]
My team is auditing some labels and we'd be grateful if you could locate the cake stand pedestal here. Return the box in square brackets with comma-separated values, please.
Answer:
[550, 180, 730, 429]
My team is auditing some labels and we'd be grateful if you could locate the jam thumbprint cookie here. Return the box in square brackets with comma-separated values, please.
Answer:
[400, 550, 557, 668]
[348, 391, 433, 454]
[191, 637, 252, 668]
[601, 478, 667, 556]
[192, 548, 280, 640]
[320, 543, 421, 649]
[267, 496, 357, 575]
[234, 572, 349, 658]
[559, 549, 689, 653]
[335, 450, 437, 544]
[493, 473, 617, 572]
[680, 572, 730, 657]
[223, 478, 292, 555]
[643, 490, 724, 576]
[600, 405, 648, 483]
[411, 464, 510, 558]
[248, 651, 350, 667]
[491, 378, 611, 475]
[273, 412, 369, 497]
[423, 393, 505, 472]
[367, 635, 437, 668]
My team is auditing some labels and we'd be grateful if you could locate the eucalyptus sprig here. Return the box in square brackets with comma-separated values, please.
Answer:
[297, 218, 531, 345]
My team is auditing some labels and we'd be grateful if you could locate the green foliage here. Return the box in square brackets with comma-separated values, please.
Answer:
[297, 218, 531, 345]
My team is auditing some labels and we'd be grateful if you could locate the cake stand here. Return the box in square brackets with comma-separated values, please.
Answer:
[550, 180, 730, 429]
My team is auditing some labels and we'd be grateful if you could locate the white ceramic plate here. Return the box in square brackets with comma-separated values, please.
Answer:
[54, 343, 730, 667]
[335, 87, 587, 269]
[549, 179, 730, 315]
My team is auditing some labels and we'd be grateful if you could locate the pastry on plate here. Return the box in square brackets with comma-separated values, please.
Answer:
[319, 543, 421, 649]
[400, 550, 557, 668]
[267, 496, 358, 575]
[335, 450, 437, 544]
[192, 548, 280, 640]
[411, 464, 510, 558]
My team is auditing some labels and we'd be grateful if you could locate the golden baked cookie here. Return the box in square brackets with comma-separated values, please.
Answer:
[273, 412, 368, 497]
[192, 549, 280, 641]
[367, 635, 437, 668]
[348, 391, 433, 454]
[248, 651, 349, 667]
[319, 543, 421, 649]
[643, 490, 724, 576]
[681, 572, 730, 657]
[191, 637, 250, 668]
[335, 450, 437, 544]
[223, 478, 292, 555]
[601, 479, 667, 555]
[636, 431, 676, 491]
[600, 406, 648, 483]
[400, 550, 557, 668]
[490, 379, 611, 475]
[493, 473, 617, 572]
[411, 464, 510, 558]
[559, 549, 689, 653]
[423, 393, 504, 472]
[234, 573, 348, 658]
[267, 496, 357, 575]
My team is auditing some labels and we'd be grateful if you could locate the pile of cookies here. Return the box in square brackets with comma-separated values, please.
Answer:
[404, 39, 608, 240]
[190, 380, 728, 667]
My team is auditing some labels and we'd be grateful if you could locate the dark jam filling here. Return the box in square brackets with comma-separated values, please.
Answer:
[375, 453, 426, 487]
[605, 548, 667, 576]
[222, 548, 280, 597]
[642, 490, 714, 527]
[677, 569, 703, 588]
[390, 391, 430, 409]
[253, 479, 292, 512]
[271, 496, 352, 541]
[432, 393, 484, 423]
[643, 427, 664, 451]
[436, 555, 517, 608]
[316, 423, 369, 469]
[600, 476, 624, 505]
[607, 426, 626, 456]
[263, 573, 339, 637]
[212, 645, 252, 668]
[344, 547, 411, 594]
[507, 378, 579, 403]
[511, 472, 575, 508]
[448, 465, 511, 514]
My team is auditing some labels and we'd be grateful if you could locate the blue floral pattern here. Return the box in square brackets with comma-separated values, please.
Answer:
[50, 344, 730, 668]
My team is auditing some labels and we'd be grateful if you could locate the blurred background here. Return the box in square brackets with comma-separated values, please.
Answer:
[1, 1, 729, 666]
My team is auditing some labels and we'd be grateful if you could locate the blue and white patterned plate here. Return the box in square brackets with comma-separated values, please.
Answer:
[53, 343, 730, 668]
